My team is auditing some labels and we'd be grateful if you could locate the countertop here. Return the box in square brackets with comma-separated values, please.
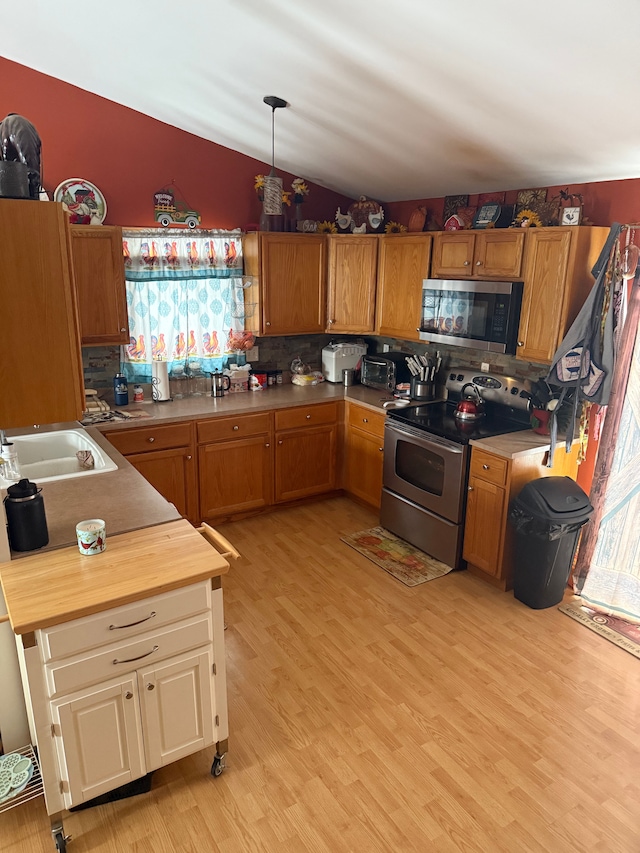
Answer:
[470, 429, 574, 460]
[0, 519, 229, 634]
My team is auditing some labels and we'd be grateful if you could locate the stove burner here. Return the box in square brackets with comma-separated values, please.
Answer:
[387, 400, 530, 444]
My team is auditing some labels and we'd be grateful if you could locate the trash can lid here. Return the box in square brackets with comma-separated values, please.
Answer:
[513, 476, 593, 522]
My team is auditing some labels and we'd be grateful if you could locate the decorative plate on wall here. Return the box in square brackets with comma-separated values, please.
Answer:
[54, 178, 107, 224]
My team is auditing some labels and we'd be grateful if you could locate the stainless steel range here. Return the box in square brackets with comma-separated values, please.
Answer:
[380, 370, 533, 569]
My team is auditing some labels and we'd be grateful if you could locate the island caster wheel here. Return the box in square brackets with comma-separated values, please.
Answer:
[211, 753, 226, 777]
[54, 830, 70, 852]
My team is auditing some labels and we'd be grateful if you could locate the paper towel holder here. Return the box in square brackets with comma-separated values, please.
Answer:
[151, 360, 172, 402]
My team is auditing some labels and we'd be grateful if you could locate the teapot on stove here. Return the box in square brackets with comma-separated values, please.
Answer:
[454, 383, 485, 420]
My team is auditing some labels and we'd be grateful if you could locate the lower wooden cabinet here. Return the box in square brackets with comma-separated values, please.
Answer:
[197, 413, 273, 521]
[463, 443, 579, 590]
[105, 422, 197, 523]
[344, 402, 386, 508]
[274, 403, 339, 502]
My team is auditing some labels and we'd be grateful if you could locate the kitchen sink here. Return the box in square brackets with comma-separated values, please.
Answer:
[1, 428, 118, 487]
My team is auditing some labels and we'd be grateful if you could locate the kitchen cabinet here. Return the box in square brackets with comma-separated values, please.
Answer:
[197, 412, 273, 521]
[274, 402, 340, 503]
[375, 234, 432, 340]
[105, 422, 198, 523]
[243, 232, 327, 335]
[516, 226, 609, 364]
[326, 235, 378, 333]
[2, 520, 230, 819]
[0, 198, 84, 429]
[431, 230, 525, 280]
[70, 225, 128, 346]
[463, 442, 580, 590]
[344, 402, 386, 508]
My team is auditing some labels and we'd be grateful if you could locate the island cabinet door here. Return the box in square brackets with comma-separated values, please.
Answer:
[138, 647, 215, 771]
[51, 675, 145, 809]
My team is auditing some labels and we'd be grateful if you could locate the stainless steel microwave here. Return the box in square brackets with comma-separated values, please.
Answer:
[419, 279, 523, 354]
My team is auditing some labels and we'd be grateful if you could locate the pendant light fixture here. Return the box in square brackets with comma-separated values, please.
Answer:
[261, 95, 287, 227]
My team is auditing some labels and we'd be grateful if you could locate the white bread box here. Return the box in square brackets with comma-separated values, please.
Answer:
[321, 342, 367, 383]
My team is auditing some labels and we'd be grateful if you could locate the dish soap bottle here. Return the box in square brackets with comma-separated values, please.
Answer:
[113, 372, 129, 406]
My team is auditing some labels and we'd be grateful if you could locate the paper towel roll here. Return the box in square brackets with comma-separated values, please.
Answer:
[152, 360, 171, 401]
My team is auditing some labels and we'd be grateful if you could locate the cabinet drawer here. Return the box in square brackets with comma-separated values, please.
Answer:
[107, 422, 192, 455]
[39, 581, 211, 662]
[274, 402, 339, 431]
[347, 403, 386, 438]
[469, 450, 508, 486]
[44, 613, 213, 697]
[197, 412, 271, 444]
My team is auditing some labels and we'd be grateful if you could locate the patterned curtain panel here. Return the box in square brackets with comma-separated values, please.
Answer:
[121, 229, 245, 381]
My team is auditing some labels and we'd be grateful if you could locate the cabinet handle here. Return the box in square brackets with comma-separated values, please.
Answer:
[186, 455, 192, 460]
[517, 341, 524, 347]
[328, 319, 335, 325]
[482, 464, 489, 470]
[113, 644, 159, 665]
[120, 328, 127, 333]
[463, 260, 470, 266]
[378, 447, 383, 452]
[146, 683, 155, 691]
[363, 418, 369, 423]
[475, 260, 482, 266]
[109, 611, 156, 630]
[306, 414, 311, 419]
[233, 425, 239, 430]
[278, 440, 283, 445]
[147, 436, 155, 443]
[125, 691, 133, 699]
[468, 485, 474, 491]
[265, 443, 270, 448]
[266, 321, 271, 326]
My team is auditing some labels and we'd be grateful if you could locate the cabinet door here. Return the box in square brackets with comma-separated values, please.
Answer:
[517, 229, 572, 364]
[431, 233, 475, 278]
[326, 235, 378, 333]
[462, 476, 506, 576]
[71, 225, 128, 346]
[275, 424, 337, 502]
[199, 434, 272, 518]
[345, 427, 385, 508]
[126, 446, 198, 523]
[260, 234, 327, 334]
[52, 676, 145, 808]
[0, 199, 84, 428]
[474, 231, 524, 279]
[376, 235, 431, 340]
[138, 647, 215, 771]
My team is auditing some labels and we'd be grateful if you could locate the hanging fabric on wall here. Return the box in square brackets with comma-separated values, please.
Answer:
[121, 229, 245, 381]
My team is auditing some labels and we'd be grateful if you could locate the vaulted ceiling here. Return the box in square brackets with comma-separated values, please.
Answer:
[2, 0, 639, 202]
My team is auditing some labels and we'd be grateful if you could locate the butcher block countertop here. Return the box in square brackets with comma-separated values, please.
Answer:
[0, 519, 229, 634]
[470, 429, 577, 460]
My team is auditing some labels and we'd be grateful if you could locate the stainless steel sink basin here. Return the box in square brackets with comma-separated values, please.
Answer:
[1, 428, 118, 487]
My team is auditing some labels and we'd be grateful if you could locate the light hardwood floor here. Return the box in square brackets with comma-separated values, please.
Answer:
[2, 497, 639, 852]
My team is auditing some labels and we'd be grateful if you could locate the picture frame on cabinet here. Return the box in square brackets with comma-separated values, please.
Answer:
[443, 194, 469, 221]
[560, 206, 582, 226]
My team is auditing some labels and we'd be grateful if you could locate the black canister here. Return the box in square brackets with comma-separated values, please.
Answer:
[4, 478, 49, 552]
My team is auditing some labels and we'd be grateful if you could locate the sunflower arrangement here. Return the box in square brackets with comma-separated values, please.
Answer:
[292, 178, 309, 203]
[514, 208, 542, 228]
[317, 220, 337, 234]
[385, 221, 407, 234]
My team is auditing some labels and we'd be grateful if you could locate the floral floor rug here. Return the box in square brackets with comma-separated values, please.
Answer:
[558, 597, 640, 659]
[340, 526, 453, 587]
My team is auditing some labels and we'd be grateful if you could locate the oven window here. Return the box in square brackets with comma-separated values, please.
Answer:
[395, 437, 445, 496]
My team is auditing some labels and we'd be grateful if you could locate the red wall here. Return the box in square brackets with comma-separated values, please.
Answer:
[0, 58, 353, 229]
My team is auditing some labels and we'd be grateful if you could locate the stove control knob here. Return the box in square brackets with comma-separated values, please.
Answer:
[457, 374, 464, 382]
[449, 373, 456, 380]
[510, 387, 519, 395]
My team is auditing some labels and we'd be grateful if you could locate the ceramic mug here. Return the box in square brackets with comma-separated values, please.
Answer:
[76, 519, 106, 555]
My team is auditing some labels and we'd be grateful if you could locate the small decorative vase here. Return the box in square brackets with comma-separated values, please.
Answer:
[293, 202, 304, 232]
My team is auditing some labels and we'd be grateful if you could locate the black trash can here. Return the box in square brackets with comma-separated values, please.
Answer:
[509, 477, 593, 609]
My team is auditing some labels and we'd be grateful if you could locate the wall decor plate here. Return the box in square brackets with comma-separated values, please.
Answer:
[54, 178, 107, 224]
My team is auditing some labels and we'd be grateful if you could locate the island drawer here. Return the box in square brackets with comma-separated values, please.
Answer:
[469, 450, 508, 486]
[106, 422, 193, 455]
[38, 581, 211, 662]
[275, 402, 339, 431]
[44, 613, 213, 697]
[197, 412, 272, 443]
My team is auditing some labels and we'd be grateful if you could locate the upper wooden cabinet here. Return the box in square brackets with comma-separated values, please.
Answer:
[0, 199, 84, 428]
[375, 234, 432, 340]
[70, 225, 129, 346]
[431, 230, 525, 280]
[243, 232, 326, 335]
[516, 226, 608, 364]
[326, 235, 378, 333]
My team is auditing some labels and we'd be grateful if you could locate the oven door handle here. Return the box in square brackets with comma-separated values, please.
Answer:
[384, 421, 464, 453]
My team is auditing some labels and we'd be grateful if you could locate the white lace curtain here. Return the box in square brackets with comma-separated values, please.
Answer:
[121, 229, 246, 382]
